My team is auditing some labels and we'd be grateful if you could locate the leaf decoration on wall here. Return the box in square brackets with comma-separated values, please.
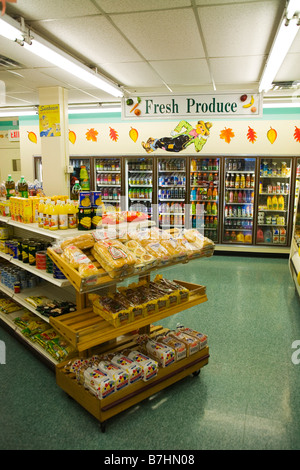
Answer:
[247, 126, 257, 143]
[129, 127, 138, 142]
[267, 127, 277, 144]
[69, 130, 76, 144]
[220, 127, 235, 144]
[27, 131, 37, 143]
[109, 127, 119, 142]
[294, 126, 300, 143]
[86, 128, 98, 142]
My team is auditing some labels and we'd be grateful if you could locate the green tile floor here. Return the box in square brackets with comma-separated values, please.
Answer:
[0, 254, 300, 450]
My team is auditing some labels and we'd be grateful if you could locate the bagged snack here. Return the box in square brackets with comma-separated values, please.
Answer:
[62, 244, 98, 277]
[60, 233, 95, 251]
[127, 350, 158, 381]
[46, 335, 75, 362]
[83, 367, 115, 399]
[145, 338, 175, 367]
[110, 354, 143, 384]
[92, 239, 136, 278]
[14, 311, 37, 329]
[98, 361, 129, 392]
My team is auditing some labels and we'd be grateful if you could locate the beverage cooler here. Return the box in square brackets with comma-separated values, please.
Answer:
[222, 157, 256, 245]
[157, 157, 186, 230]
[125, 157, 154, 219]
[70, 157, 93, 199]
[189, 157, 220, 242]
[293, 158, 300, 224]
[94, 157, 121, 211]
[256, 157, 292, 247]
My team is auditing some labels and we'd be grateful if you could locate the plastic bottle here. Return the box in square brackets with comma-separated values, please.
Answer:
[278, 195, 284, 211]
[38, 198, 45, 228]
[238, 191, 243, 203]
[58, 200, 69, 230]
[272, 195, 278, 210]
[264, 228, 272, 243]
[43, 199, 51, 229]
[18, 176, 28, 198]
[5, 174, 15, 199]
[72, 180, 81, 200]
[49, 201, 58, 231]
[67, 200, 78, 229]
[80, 165, 90, 190]
[240, 174, 245, 189]
[206, 202, 211, 215]
[212, 202, 217, 215]
[267, 196, 272, 210]
[229, 190, 234, 203]
[246, 174, 251, 188]
[235, 174, 240, 188]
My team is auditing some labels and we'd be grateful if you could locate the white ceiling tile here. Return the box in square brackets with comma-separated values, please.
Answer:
[198, 1, 282, 57]
[274, 53, 300, 82]
[210, 56, 264, 85]
[95, 0, 191, 13]
[6, 0, 100, 20]
[149, 59, 211, 86]
[31, 16, 141, 65]
[100, 62, 164, 88]
[112, 9, 205, 60]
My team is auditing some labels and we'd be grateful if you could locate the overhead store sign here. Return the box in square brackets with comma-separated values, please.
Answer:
[122, 93, 262, 119]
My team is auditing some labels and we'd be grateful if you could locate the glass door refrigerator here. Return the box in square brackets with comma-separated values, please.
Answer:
[125, 157, 154, 220]
[222, 157, 256, 245]
[189, 157, 220, 242]
[256, 157, 292, 247]
[157, 157, 186, 230]
[293, 158, 300, 224]
[70, 157, 93, 199]
[94, 157, 121, 211]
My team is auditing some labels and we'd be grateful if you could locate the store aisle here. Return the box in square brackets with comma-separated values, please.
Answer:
[0, 255, 300, 450]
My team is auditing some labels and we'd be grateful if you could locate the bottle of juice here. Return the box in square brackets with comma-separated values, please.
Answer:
[43, 199, 51, 229]
[5, 174, 15, 199]
[267, 196, 272, 210]
[67, 200, 78, 229]
[206, 202, 211, 215]
[38, 198, 45, 228]
[80, 165, 90, 190]
[272, 195, 278, 210]
[240, 174, 245, 188]
[18, 176, 28, 198]
[278, 195, 284, 211]
[235, 174, 240, 188]
[212, 202, 217, 215]
[49, 201, 58, 231]
[246, 174, 251, 188]
[58, 200, 68, 230]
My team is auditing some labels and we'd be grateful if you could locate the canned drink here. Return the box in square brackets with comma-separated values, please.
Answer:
[14, 282, 21, 293]
[11, 241, 18, 259]
[28, 241, 37, 266]
[22, 239, 29, 264]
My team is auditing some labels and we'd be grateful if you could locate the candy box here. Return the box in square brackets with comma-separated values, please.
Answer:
[177, 327, 208, 350]
[145, 339, 175, 367]
[98, 361, 129, 392]
[127, 351, 158, 382]
[156, 335, 187, 361]
[84, 367, 115, 399]
[168, 331, 199, 356]
[110, 354, 143, 385]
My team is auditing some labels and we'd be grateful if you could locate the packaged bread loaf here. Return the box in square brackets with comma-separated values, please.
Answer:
[144, 338, 175, 367]
[126, 351, 158, 382]
[140, 239, 169, 264]
[160, 238, 187, 261]
[62, 244, 98, 277]
[60, 233, 95, 251]
[92, 239, 136, 278]
[156, 334, 187, 361]
[97, 361, 129, 392]
[124, 239, 157, 268]
[110, 354, 143, 385]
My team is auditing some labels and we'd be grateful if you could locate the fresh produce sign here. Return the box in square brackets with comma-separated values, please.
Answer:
[122, 93, 262, 119]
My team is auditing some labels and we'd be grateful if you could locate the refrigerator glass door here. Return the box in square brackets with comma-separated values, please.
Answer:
[256, 157, 291, 246]
[223, 157, 255, 244]
[158, 157, 186, 230]
[126, 157, 153, 219]
[190, 157, 220, 242]
[70, 157, 91, 199]
[94, 158, 121, 211]
[293, 158, 300, 224]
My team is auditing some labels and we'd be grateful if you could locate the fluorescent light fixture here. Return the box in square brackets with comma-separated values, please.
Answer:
[0, 14, 123, 98]
[286, 0, 300, 19]
[0, 107, 38, 117]
[68, 105, 121, 114]
[259, 2, 300, 92]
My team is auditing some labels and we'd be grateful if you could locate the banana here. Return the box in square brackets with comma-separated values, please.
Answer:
[243, 95, 254, 108]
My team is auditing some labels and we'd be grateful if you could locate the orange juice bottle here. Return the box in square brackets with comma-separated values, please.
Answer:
[272, 195, 278, 210]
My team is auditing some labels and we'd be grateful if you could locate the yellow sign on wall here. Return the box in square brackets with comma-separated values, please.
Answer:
[39, 104, 61, 137]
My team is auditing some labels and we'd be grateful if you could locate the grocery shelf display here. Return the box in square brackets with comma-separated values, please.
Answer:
[94, 158, 121, 211]
[222, 157, 256, 245]
[157, 157, 186, 230]
[256, 157, 292, 247]
[125, 157, 154, 220]
[190, 157, 220, 243]
[289, 183, 300, 297]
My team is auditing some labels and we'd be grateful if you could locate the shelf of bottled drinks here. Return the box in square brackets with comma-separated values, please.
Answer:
[68, 155, 300, 251]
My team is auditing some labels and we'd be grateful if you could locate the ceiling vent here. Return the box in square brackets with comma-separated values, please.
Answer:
[272, 81, 300, 90]
[0, 55, 22, 70]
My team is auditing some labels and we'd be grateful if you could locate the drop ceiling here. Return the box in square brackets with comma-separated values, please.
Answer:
[0, 0, 299, 109]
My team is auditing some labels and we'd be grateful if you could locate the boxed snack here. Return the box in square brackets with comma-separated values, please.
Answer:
[78, 206, 92, 230]
[145, 338, 175, 367]
[110, 354, 143, 385]
[79, 191, 91, 208]
[156, 334, 187, 361]
[89, 292, 133, 327]
[92, 239, 136, 279]
[127, 351, 158, 381]
[98, 361, 129, 392]
[83, 367, 115, 399]
[168, 331, 199, 356]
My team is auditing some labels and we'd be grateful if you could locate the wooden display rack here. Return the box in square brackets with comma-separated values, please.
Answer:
[46, 243, 212, 431]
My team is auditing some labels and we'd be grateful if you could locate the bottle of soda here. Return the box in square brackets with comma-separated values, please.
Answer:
[5, 174, 15, 199]
[72, 180, 81, 200]
[18, 176, 28, 198]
